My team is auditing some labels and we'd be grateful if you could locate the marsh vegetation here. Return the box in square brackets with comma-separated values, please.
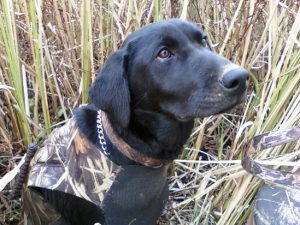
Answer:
[0, 0, 299, 224]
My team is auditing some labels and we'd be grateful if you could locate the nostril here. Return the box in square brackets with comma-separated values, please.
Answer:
[229, 79, 239, 88]
[219, 68, 249, 92]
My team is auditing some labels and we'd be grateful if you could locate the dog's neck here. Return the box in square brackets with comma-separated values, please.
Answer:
[110, 108, 194, 161]
[74, 105, 194, 165]
[100, 110, 167, 167]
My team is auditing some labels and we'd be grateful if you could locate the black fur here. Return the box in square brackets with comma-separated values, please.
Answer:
[89, 50, 131, 129]
[86, 19, 248, 162]
[74, 105, 134, 166]
[41, 19, 248, 225]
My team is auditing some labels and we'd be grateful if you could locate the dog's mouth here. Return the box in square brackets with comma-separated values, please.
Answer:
[175, 91, 247, 122]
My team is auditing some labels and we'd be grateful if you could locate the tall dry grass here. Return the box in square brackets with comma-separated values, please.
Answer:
[0, 0, 299, 224]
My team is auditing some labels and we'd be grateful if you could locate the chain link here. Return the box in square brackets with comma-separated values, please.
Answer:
[96, 110, 110, 156]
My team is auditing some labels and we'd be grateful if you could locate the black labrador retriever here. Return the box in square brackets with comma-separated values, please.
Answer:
[23, 19, 248, 225]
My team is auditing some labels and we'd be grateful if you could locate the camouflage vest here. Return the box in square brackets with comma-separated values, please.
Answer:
[23, 114, 169, 225]
[23, 118, 121, 224]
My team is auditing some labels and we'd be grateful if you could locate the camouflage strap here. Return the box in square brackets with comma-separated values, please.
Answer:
[9, 143, 39, 199]
[242, 126, 300, 190]
[102, 165, 169, 225]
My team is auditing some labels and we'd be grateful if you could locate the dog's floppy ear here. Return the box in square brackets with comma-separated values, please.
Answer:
[89, 50, 130, 128]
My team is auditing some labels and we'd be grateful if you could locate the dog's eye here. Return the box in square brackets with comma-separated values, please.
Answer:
[157, 48, 171, 59]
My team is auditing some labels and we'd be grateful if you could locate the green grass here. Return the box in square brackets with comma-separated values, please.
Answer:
[0, 1, 299, 224]
[0, 0, 32, 146]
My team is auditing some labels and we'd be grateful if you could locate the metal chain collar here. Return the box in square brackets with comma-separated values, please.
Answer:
[96, 110, 110, 156]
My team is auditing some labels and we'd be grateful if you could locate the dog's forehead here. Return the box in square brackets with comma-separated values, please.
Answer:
[122, 19, 205, 47]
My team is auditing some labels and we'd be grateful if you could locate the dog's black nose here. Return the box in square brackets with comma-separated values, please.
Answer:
[220, 68, 249, 93]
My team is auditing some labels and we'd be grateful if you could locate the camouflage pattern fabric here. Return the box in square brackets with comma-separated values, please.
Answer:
[252, 184, 300, 225]
[23, 118, 121, 225]
[244, 126, 300, 225]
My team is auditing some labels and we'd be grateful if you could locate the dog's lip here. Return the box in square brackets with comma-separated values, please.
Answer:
[175, 94, 246, 121]
[176, 115, 194, 122]
[177, 115, 190, 121]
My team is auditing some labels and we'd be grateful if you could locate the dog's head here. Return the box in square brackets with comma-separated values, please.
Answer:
[89, 19, 248, 128]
